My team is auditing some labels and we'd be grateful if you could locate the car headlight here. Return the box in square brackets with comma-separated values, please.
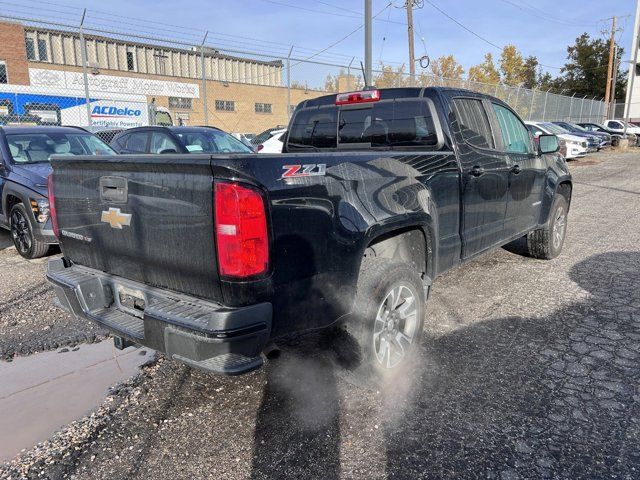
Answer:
[566, 139, 580, 146]
[30, 198, 50, 223]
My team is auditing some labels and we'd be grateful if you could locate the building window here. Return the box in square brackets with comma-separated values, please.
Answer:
[126, 50, 136, 71]
[25, 38, 36, 60]
[255, 102, 272, 114]
[168, 97, 192, 109]
[0, 61, 7, 83]
[215, 100, 235, 111]
[37, 39, 48, 62]
[154, 50, 167, 75]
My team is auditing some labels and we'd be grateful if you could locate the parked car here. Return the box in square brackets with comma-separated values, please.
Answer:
[576, 122, 634, 146]
[603, 120, 640, 144]
[47, 87, 571, 383]
[542, 122, 598, 152]
[257, 128, 286, 153]
[231, 132, 256, 146]
[0, 126, 116, 258]
[552, 122, 611, 149]
[110, 126, 253, 154]
[85, 126, 126, 145]
[250, 125, 287, 146]
[526, 121, 588, 159]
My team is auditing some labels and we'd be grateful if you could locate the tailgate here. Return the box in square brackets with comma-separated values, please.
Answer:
[51, 155, 222, 302]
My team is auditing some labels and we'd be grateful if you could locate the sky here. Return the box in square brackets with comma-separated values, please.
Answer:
[2, 0, 637, 88]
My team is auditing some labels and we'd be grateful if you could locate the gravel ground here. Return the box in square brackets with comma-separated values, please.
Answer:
[1, 151, 639, 479]
[0, 236, 107, 361]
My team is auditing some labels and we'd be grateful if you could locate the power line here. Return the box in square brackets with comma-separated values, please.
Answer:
[423, 0, 501, 50]
[291, 2, 394, 67]
[259, 0, 405, 25]
[499, 0, 599, 27]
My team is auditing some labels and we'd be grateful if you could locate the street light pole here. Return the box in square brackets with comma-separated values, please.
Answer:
[364, 0, 372, 86]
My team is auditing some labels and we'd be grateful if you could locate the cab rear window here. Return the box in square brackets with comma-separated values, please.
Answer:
[287, 98, 439, 151]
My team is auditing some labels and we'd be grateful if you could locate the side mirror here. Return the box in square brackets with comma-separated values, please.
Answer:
[159, 148, 178, 154]
[538, 134, 559, 154]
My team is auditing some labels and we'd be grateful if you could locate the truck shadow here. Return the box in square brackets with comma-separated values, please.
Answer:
[250, 333, 342, 479]
[249, 251, 639, 479]
[383, 251, 640, 478]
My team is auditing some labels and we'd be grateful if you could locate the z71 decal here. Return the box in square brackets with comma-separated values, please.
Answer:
[281, 163, 327, 179]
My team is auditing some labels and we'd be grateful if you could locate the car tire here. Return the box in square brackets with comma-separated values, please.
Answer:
[526, 193, 569, 260]
[10, 203, 50, 259]
[343, 256, 426, 385]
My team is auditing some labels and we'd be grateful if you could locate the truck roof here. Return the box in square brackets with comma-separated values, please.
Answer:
[296, 86, 494, 109]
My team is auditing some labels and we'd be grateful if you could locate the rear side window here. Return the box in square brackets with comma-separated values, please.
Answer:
[451, 98, 495, 149]
[125, 132, 148, 152]
[492, 103, 532, 154]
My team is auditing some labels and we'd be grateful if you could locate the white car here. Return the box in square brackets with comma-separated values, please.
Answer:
[231, 132, 256, 146]
[525, 121, 588, 159]
[257, 128, 286, 153]
[604, 120, 640, 138]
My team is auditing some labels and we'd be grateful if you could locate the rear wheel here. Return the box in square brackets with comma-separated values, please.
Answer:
[526, 193, 568, 260]
[10, 204, 49, 259]
[344, 257, 426, 384]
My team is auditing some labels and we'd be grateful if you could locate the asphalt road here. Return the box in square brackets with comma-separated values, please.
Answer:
[1, 151, 639, 479]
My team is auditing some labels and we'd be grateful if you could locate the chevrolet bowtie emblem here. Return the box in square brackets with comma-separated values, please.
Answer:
[101, 208, 132, 229]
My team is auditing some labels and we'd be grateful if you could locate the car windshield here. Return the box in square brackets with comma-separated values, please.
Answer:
[6, 132, 116, 164]
[173, 129, 252, 153]
[568, 123, 588, 132]
[541, 123, 568, 135]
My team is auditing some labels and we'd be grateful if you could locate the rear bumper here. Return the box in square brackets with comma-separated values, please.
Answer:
[46, 258, 272, 375]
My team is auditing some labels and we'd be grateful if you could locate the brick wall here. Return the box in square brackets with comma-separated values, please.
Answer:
[0, 21, 30, 85]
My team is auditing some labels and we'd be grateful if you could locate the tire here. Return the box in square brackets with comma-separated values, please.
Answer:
[526, 193, 569, 260]
[10, 203, 50, 259]
[343, 256, 426, 385]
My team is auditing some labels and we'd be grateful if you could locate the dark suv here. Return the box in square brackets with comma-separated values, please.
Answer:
[109, 126, 253, 154]
[0, 126, 116, 258]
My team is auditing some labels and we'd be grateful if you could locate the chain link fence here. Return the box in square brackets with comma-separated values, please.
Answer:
[0, 14, 608, 139]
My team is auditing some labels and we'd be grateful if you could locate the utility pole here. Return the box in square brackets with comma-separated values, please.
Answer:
[604, 16, 617, 110]
[406, 0, 416, 86]
[609, 44, 619, 119]
[364, 0, 372, 86]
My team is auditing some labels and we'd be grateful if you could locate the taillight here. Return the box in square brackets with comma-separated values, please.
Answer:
[214, 182, 268, 278]
[335, 89, 380, 105]
[257, 144, 264, 152]
[47, 173, 59, 238]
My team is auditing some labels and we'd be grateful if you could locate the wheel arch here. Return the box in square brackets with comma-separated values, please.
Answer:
[361, 218, 436, 285]
[541, 174, 572, 224]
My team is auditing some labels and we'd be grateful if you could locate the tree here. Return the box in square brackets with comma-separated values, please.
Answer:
[430, 55, 464, 79]
[468, 53, 500, 85]
[499, 44, 525, 86]
[554, 33, 626, 99]
[373, 63, 409, 88]
[521, 55, 539, 89]
[324, 74, 337, 92]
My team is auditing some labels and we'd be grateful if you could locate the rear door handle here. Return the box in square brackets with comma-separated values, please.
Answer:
[511, 164, 521, 174]
[470, 166, 485, 177]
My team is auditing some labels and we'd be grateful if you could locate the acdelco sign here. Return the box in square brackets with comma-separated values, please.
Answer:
[91, 105, 142, 117]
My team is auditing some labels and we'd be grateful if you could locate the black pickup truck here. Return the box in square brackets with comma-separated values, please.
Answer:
[46, 87, 571, 382]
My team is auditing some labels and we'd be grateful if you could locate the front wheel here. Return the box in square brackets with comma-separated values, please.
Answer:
[344, 257, 426, 384]
[526, 194, 569, 260]
[10, 203, 50, 259]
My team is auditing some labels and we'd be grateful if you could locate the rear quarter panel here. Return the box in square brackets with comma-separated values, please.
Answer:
[214, 150, 461, 335]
